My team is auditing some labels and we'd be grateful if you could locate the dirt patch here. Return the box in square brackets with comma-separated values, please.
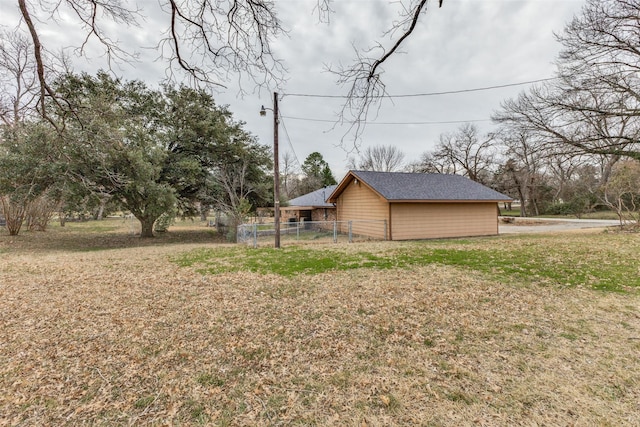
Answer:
[500, 218, 622, 235]
[1, 224, 639, 425]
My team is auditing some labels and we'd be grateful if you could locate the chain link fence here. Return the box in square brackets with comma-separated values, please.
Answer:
[237, 219, 387, 247]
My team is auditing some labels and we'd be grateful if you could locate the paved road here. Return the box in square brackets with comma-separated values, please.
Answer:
[498, 217, 621, 234]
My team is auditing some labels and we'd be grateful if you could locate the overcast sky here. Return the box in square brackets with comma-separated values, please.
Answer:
[1, 0, 586, 179]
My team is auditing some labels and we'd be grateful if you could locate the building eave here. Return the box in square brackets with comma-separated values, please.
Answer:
[387, 199, 513, 203]
[281, 205, 336, 210]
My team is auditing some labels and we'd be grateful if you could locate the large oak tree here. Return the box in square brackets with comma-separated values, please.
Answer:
[47, 72, 270, 237]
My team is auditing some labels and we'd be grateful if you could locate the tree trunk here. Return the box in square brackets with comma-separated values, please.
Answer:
[516, 187, 527, 217]
[96, 198, 106, 220]
[1, 196, 27, 236]
[140, 217, 155, 238]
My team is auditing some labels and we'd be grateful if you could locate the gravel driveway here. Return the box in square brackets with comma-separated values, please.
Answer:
[499, 217, 621, 234]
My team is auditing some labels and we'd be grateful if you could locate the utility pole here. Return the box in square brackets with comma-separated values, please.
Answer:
[273, 92, 281, 248]
[260, 92, 281, 249]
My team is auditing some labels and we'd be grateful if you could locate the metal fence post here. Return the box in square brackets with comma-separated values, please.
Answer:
[296, 221, 300, 240]
[348, 221, 353, 243]
[252, 223, 258, 248]
[333, 221, 337, 243]
[383, 220, 388, 241]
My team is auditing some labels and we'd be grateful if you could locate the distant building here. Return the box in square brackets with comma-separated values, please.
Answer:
[282, 185, 337, 223]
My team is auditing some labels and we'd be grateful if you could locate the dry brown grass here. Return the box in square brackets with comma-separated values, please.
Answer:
[1, 221, 639, 426]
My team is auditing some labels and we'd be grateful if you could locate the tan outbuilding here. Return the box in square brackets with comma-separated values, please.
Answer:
[327, 170, 512, 241]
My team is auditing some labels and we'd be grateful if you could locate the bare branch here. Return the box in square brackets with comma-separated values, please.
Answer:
[13, 0, 287, 123]
[328, 0, 441, 146]
[62, 0, 141, 60]
[159, 0, 286, 92]
[12, 0, 447, 131]
[18, 0, 60, 129]
[313, 0, 333, 23]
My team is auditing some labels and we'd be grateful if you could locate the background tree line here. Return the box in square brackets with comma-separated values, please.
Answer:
[346, 0, 640, 225]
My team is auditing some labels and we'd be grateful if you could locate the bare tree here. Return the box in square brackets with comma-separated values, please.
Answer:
[495, 129, 549, 217]
[544, 153, 588, 203]
[9, 0, 444, 134]
[348, 144, 405, 172]
[0, 31, 38, 126]
[538, 153, 615, 216]
[494, 0, 640, 162]
[24, 192, 58, 231]
[415, 123, 495, 183]
[603, 159, 640, 226]
[281, 151, 300, 199]
[407, 150, 453, 174]
[556, 0, 640, 118]
[495, 80, 640, 162]
[213, 157, 256, 238]
[494, 82, 629, 217]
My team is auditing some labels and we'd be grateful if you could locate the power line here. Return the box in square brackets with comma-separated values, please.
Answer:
[277, 109, 302, 168]
[281, 115, 492, 125]
[283, 77, 556, 99]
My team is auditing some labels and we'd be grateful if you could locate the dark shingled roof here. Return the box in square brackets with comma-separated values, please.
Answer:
[348, 170, 512, 201]
[288, 185, 337, 207]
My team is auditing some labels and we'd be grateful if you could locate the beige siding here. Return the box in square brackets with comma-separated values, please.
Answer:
[390, 202, 498, 240]
[336, 181, 388, 239]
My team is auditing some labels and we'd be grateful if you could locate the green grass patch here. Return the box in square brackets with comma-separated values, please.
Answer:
[134, 395, 156, 409]
[173, 233, 640, 292]
[173, 246, 391, 276]
[196, 373, 225, 387]
[444, 390, 476, 405]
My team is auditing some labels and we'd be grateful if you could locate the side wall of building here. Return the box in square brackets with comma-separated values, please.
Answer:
[390, 202, 498, 240]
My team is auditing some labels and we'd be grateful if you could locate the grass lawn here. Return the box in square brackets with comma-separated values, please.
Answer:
[1, 219, 639, 426]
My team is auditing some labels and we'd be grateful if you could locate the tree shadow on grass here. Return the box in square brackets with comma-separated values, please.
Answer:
[0, 219, 230, 254]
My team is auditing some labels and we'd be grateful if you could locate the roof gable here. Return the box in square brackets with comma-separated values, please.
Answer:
[328, 171, 512, 202]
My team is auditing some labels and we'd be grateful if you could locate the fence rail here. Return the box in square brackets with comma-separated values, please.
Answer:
[237, 219, 387, 247]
